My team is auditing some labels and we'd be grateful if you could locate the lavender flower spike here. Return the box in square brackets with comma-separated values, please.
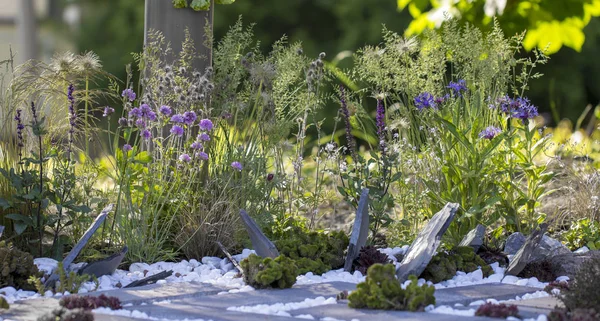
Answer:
[376, 99, 387, 155]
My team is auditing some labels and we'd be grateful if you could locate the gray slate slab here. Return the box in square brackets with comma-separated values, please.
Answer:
[1, 297, 60, 321]
[396, 203, 459, 282]
[434, 283, 541, 306]
[506, 224, 547, 276]
[292, 303, 494, 321]
[459, 224, 486, 252]
[79, 246, 128, 278]
[87, 282, 227, 305]
[344, 188, 370, 272]
[240, 209, 279, 258]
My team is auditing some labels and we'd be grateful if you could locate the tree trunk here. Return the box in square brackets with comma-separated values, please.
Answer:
[144, 0, 214, 73]
[16, 0, 38, 63]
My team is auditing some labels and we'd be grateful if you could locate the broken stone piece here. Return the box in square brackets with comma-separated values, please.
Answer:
[396, 203, 459, 282]
[344, 188, 370, 272]
[504, 232, 526, 256]
[239, 209, 279, 258]
[459, 224, 486, 252]
[506, 223, 548, 276]
[78, 246, 128, 278]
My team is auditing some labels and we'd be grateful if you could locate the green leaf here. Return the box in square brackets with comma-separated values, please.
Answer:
[133, 151, 153, 164]
[5, 213, 34, 226]
[215, 0, 235, 4]
[0, 198, 10, 210]
[172, 0, 188, 8]
[437, 117, 475, 155]
[14, 222, 28, 235]
[190, 0, 210, 11]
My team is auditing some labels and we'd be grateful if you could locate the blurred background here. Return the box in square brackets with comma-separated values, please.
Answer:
[1, 0, 599, 124]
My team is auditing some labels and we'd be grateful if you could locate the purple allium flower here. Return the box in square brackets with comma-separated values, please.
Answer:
[171, 125, 184, 137]
[170, 114, 185, 123]
[135, 118, 146, 129]
[179, 153, 191, 163]
[129, 107, 143, 119]
[183, 111, 197, 125]
[447, 79, 467, 96]
[376, 99, 387, 155]
[198, 133, 210, 141]
[103, 106, 115, 117]
[122, 144, 132, 152]
[141, 129, 152, 140]
[191, 141, 203, 150]
[414, 92, 436, 110]
[196, 151, 208, 160]
[479, 126, 502, 140]
[339, 86, 356, 161]
[122, 88, 136, 101]
[199, 119, 213, 131]
[231, 161, 243, 171]
[118, 117, 129, 127]
[14, 109, 24, 149]
[159, 105, 172, 116]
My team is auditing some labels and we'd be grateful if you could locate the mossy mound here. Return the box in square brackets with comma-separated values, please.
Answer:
[348, 263, 435, 311]
[0, 296, 9, 309]
[275, 230, 348, 275]
[0, 241, 40, 291]
[420, 246, 493, 283]
[241, 254, 298, 289]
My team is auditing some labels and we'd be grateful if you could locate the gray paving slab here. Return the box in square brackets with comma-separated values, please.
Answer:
[509, 296, 562, 319]
[291, 302, 494, 321]
[1, 297, 61, 321]
[89, 282, 227, 304]
[434, 283, 541, 306]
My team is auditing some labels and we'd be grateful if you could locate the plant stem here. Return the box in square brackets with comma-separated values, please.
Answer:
[37, 129, 43, 257]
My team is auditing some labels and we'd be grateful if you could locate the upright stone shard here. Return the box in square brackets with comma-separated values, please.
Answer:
[0, 225, 4, 239]
[459, 224, 486, 252]
[504, 232, 526, 255]
[344, 188, 370, 272]
[239, 209, 279, 258]
[395, 203, 459, 282]
[45, 204, 114, 287]
[78, 246, 128, 278]
[506, 223, 548, 276]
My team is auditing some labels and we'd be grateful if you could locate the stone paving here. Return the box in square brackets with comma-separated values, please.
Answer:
[2, 281, 559, 321]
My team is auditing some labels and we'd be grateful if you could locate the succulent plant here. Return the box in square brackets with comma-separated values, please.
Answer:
[37, 307, 94, 321]
[348, 263, 435, 311]
[545, 280, 570, 294]
[354, 245, 391, 275]
[548, 308, 600, 321]
[420, 246, 493, 283]
[474, 302, 520, 318]
[59, 294, 122, 310]
[0, 241, 40, 291]
[275, 229, 348, 275]
[560, 257, 600, 313]
[241, 254, 298, 289]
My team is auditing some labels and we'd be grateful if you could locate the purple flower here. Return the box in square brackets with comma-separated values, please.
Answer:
[67, 84, 76, 151]
[447, 79, 467, 96]
[434, 94, 450, 106]
[135, 118, 146, 129]
[479, 126, 502, 140]
[140, 104, 152, 114]
[414, 92, 436, 110]
[198, 133, 210, 141]
[141, 129, 152, 140]
[146, 111, 157, 122]
[199, 119, 213, 131]
[179, 153, 192, 163]
[339, 86, 356, 161]
[103, 106, 115, 117]
[376, 99, 386, 155]
[231, 161, 243, 171]
[171, 114, 185, 123]
[118, 117, 129, 127]
[171, 125, 184, 137]
[191, 141, 203, 150]
[122, 88, 136, 101]
[122, 144, 132, 152]
[159, 105, 172, 116]
[490, 95, 539, 120]
[183, 111, 197, 125]
[129, 107, 143, 119]
[14, 109, 24, 149]
[196, 151, 208, 160]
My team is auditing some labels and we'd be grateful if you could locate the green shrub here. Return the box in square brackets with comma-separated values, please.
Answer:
[559, 257, 600, 313]
[0, 241, 40, 290]
[37, 307, 94, 321]
[241, 254, 298, 289]
[275, 229, 348, 275]
[562, 218, 600, 251]
[28, 262, 96, 294]
[420, 246, 493, 283]
[348, 264, 435, 311]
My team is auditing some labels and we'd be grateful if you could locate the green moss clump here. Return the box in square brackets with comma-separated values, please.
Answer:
[275, 230, 349, 275]
[348, 263, 435, 311]
[420, 246, 493, 284]
[0, 296, 9, 309]
[0, 241, 40, 291]
[241, 254, 298, 289]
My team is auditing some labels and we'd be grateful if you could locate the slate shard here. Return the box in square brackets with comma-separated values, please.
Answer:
[124, 270, 173, 288]
[239, 209, 279, 258]
[78, 246, 128, 278]
[344, 188, 370, 272]
[506, 223, 548, 276]
[504, 232, 526, 256]
[459, 224, 486, 252]
[45, 204, 114, 288]
[396, 202, 459, 282]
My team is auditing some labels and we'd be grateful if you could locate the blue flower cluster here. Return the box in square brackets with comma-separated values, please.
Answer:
[490, 95, 538, 120]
